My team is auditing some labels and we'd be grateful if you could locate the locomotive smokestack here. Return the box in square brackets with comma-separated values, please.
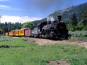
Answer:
[57, 16, 62, 22]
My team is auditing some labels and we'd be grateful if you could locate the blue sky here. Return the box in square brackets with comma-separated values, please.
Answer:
[0, 0, 87, 18]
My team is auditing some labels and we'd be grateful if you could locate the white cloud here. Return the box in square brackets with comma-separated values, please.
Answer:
[0, 5, 21, 11]
[0, 5, 10, 9]
[0, 16, 42, 23]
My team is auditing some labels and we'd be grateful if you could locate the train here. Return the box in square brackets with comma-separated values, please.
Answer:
[6, 28, 32, 37]
[6, 16, 69, 40]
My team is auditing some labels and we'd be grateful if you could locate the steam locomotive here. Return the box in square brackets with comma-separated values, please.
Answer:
[32, 16, 69, 40]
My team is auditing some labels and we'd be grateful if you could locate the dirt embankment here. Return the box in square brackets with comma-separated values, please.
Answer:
[28, 38, 87, 48]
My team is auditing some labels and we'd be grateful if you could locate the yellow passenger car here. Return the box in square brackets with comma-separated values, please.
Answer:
[18, 29, 25, 37]
[14, 30, 19, 37]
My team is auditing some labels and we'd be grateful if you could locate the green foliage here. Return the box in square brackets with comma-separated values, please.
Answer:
[70, 31, 87, 41]
[14, 23, 22, 30]
[0, 22, 22, 34]
[71, 14, 78, 26]
[22, 22, 33, 29]
[67, 14, 87, 31]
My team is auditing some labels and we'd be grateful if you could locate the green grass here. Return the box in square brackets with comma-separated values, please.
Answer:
[0, 37, 87, 65]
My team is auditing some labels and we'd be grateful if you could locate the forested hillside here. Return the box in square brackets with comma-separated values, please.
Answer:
[49, 2, 87, 22]
[33, 3, 87, 31]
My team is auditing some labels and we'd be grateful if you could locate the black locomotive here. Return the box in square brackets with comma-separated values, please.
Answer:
[32, 16, 69, 40]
